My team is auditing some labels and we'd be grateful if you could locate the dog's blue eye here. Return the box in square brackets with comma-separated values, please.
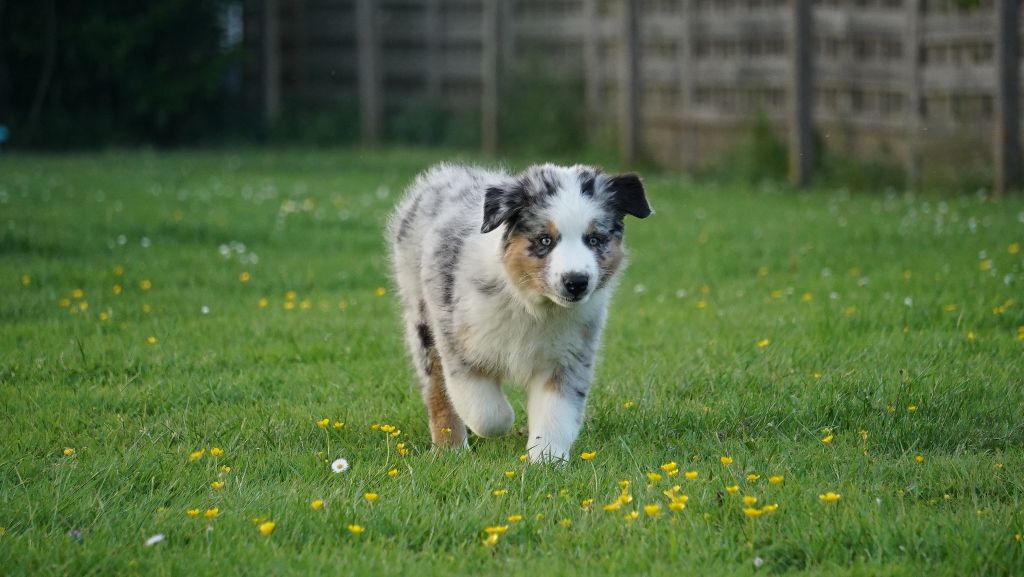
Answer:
[539, 236, 552, 246]
[587, 235, 605, 247]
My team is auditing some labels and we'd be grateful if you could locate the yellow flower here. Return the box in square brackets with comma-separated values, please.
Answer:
[684, 470, 699, 480]
[966, 331, 977, 342]
[142, 303, 151, 314]
[239, 272, 251, 283]
[643, 504, 661, 517]
[258, 521, 276, 536]
[660, 461, 678, 473]
[204, 508, 220, 519]
[63, 447, 75, 457]
[519, 454, 529, 462]
[317, 418, 330, 428]
[72, 288, 84, 299]
[311, 500, 324, 510]
[844, 306, 857, 317]
[907, 404, 918, 413]
[802, 292, 813, 302]
[210, 447, 224, 457]
[618, 480, 631, 490]
[944, 303, 958, 312]
[819, 492, 841, 504]
[146, 336, 158, 345]
[822, 434, 834, 444]
[211, 481, 225, 491]
[720, 456, 733, 465]
[768, 475, 784, 485]
[746, 474, 760, 482]
[602, 501, 623, 512]
[668, 500, 686, 512]
[743, 507, 763, 518]
[558, 518, 572, 528]
[491, 488, 507, 497]
[742, 495, 758, 506]
[113, 284, 122, 296]
[219, 465, 231, 474]
[725, 485, 739, 494]
[622, 400, 636, 409]
[375, 287, 387, 297]
[979, 260, 992, 272]
[387, 468, 398, 478]
[696, 300, 707, 310]
[483, 533, 499, 546]
[139, 280, 152, 291]
[915, 454, 924, 463]
[113, 265, 125, 277]
[187, 508, 200, 518]
[364, 492, 379, 502]
[581, 498, 594, 509]
[624, 510, 639, 522]
[258, 297, 269, 309]
[20, 274, 31, 286]
[58, 298, 70, 308]
[504, 471, 516, 479]
[647, 472, 662, 483]
[347, 524, 365, 535]
[380, 424, 395, 433]
[98, 311, 109, 322]
[333, 421, 344, 430]
[580, 451, 597, 461]
[1015, 532, 1023, 542]
[484, 525, 508, 535]
[283, 301, 295, 310]
[756, 339, 770, 348]
[761, 503, 779, 513]
[188, 449, 205, 462]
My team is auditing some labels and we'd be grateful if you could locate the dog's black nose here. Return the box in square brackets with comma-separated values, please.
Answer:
[562, 273, 590, 299]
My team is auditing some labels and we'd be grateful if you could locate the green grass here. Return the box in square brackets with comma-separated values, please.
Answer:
[1, 148, 1023, 576]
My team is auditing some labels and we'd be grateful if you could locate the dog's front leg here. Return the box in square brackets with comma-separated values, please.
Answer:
[444, 367, 515, 439]
[526, 369, 590, 464]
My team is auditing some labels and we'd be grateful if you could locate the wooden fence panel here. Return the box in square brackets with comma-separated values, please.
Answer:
[243, 0, 1023, 191]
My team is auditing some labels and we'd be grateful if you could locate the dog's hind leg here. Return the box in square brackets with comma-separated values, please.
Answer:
[406, 313, 467, 448]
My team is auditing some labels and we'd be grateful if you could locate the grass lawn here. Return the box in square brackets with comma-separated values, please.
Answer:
[1, 148, 1023, 576]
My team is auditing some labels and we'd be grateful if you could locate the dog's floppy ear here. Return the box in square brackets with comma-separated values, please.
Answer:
[481, 183, 527, 233]
[606, 173, 652, 219]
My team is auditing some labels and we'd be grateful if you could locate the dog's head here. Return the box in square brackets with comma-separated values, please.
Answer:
[481, 164, 652, 307]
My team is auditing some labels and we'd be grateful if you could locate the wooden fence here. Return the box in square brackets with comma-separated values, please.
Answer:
[244, 0, 1023, 192]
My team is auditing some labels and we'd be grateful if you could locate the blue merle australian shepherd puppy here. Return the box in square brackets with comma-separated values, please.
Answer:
[388, 163, 651, 463]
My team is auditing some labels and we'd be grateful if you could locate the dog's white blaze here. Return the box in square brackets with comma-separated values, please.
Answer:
[544, 188, 602, 302]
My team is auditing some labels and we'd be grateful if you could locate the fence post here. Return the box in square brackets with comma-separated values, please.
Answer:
[261, 0, 280, 128]
[482, 0, 501, 154]
[357, 0, 381, 145]
[679, 0, 696, 167]
[583, 0, 600, 145]
[904, 0, 922, 189]
[425, 0, 441, 103]
[788, 0, 813, 187]
[619, 0, 640, 168]
[995, 0, 1021, 196]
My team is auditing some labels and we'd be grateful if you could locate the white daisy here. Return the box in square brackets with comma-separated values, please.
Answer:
[144, 534, 166, 547]
[331, 458, 349, 474]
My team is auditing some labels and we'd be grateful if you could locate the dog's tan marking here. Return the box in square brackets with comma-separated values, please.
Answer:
[423, 348, 466, 447]
[543, 368, 564, 393]
[503, 234, 547, 293]
[597, 238, 625, 288]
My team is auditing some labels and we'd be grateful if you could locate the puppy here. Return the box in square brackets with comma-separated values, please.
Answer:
[387, 163, 651, 463]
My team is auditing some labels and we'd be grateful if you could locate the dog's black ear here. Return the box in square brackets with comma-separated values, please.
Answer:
[481, 184, 527, 233]
[606, 173, 652, 219]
